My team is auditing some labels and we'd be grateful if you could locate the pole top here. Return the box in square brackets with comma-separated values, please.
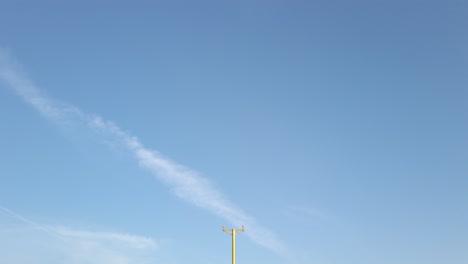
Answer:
[222, 226, 245, 235]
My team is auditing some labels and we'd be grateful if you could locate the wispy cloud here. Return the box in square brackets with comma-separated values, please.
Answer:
[54, 227, 158, 250]
[0, 49, 288, 256]
[0, 205, 158, 264]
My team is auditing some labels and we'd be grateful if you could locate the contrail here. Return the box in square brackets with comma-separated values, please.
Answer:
[0, 50, 288, 256]
[0, 205, 60, 238]
[0, 205, 158, 250]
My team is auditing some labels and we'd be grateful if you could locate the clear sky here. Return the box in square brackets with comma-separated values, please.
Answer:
[0, 1, 467, 264]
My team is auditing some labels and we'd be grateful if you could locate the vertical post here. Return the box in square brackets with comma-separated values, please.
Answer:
[232, 231, 236, 264]
[223, 226, 245, 264]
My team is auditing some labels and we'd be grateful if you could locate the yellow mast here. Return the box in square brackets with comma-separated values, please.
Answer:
[222, 226, 245, 264]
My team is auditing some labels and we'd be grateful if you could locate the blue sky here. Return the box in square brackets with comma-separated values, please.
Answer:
[0, 1, 467, 263]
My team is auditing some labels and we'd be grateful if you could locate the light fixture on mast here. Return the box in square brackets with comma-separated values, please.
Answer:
[222, 226, 245, 264]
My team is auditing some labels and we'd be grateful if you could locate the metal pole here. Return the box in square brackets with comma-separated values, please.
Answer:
[232, 231, 236, 264]
[223, 226, 245, 264]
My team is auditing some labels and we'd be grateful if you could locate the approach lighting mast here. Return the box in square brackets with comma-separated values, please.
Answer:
[222, 226, 245, 264]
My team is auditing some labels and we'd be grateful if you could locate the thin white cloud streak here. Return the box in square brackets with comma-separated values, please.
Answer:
[0, 205, 157, 250]
[54, 227, 158, 250]
[0, 205, 63, 240]
[0, 205, 158, 264]
[0, 205, 46, 230]
[0, 50, 288, 256]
